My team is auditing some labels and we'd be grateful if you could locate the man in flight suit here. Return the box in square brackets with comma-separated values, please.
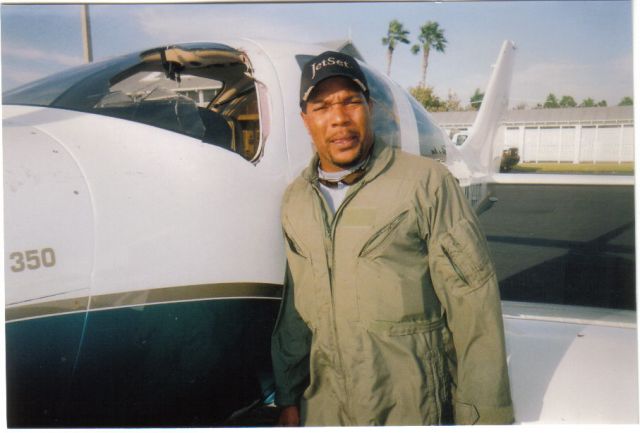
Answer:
[271, 51, 513, 426]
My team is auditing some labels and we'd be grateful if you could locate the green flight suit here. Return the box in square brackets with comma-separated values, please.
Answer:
[271, 139, 513, 425]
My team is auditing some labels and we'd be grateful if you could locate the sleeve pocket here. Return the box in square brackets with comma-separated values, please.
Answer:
[440, 219, 494, 293]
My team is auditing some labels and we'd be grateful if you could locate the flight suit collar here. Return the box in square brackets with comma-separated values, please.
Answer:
[302, 137, 395, 188]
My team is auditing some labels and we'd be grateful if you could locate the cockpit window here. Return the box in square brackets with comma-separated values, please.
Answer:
[408, 95, 447, 160]
[3, 54, 139, 107]
[359, 63, 401, 148]
[3, 44, 263, 162]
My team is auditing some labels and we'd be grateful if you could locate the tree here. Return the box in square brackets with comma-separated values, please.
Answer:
[580, 98, 595, 107]
[470, 88, 484, 111]
[382, 20, 410, 77]
[579, 98, 607, 107]
[559, 95, 577, 108]
[618, 96, 633, 106]
[410, 21, 447, 88]
[409, 86, 444, 111]
[543, 93, 560, 108]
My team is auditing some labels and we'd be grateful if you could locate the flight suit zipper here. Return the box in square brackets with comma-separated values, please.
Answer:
[312, 178, 368, 424]
[310, 183, 351, 418]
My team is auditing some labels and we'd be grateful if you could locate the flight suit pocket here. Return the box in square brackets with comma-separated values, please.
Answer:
[284, 231, 307, 258]
[367, 318, 453, 425]
[453, 400, 480, 425]
[355, 208, 428, 322]
[425, 332, 453, 424]
[440, 219, 493, 294]
[284, 231, 316, 323]
[358, 210, 410, 257]
[368, 316, 445, 336]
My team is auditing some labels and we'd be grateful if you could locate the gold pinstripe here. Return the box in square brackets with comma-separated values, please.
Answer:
[6, 282, 283, 322]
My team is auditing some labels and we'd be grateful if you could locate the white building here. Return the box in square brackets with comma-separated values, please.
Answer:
[431, 106, 634, 163]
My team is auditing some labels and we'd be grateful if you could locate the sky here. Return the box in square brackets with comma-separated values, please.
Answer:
[0, 1, 634, 109]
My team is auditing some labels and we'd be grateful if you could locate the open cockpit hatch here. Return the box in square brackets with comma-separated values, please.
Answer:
[4, 43, 266, 163]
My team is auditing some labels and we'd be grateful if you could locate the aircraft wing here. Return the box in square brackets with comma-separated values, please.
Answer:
[503, 301, 637, 423]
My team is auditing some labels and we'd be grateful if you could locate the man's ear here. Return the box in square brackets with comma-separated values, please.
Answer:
[300, 111, 311, 134]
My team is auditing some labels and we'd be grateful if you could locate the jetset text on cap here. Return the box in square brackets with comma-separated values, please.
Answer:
[311, 57, 351, 79]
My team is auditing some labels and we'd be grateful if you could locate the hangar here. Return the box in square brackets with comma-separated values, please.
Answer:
[431, 106, 634, 164]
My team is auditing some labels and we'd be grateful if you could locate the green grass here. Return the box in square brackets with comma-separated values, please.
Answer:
[511, 162, 634, 175]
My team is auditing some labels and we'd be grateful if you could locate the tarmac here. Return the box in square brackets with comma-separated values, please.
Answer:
[479, 183, 635, 309]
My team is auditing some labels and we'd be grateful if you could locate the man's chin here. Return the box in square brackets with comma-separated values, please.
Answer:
[334, 149, 372, 169]
[333, 159, 361, 170]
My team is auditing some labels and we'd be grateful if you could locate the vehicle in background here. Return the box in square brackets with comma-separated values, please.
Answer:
[452, 131, 468, 147]
[500, 147, 520, 172]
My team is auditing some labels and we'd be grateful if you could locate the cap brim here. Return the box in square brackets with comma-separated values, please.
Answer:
[301, 74, 369, 104]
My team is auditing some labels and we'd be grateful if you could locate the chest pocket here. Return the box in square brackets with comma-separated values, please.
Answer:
[358, 209, 410, 258]
[354, 207, 434, 322]
[283, 231, 313, 320]
[283, 211, 331, 327]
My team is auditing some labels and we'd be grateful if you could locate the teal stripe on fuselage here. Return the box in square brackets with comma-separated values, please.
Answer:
[6, 297, 280, 427]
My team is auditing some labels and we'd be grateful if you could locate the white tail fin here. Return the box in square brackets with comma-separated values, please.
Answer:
[458, 40, 516, 176]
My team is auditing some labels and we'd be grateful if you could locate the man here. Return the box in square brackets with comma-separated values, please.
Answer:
[271, 51, 513, 426]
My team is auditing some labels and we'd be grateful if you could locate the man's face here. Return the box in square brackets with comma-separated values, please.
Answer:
[301, 76, 374, 172]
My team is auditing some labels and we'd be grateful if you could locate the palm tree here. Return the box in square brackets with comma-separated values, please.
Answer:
[411, 21, 447, 88]
[382, 20, 410, 76]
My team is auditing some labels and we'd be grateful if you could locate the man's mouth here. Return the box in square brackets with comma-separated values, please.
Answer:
[329, 133, 359, 148]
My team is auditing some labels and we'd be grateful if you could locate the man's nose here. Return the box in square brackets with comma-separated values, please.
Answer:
[329, 103, 350, 126]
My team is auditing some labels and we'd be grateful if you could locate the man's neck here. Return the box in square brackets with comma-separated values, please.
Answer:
[318, 153, 370, 187]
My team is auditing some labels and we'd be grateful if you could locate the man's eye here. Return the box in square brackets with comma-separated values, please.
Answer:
[312, 105, 327, 112]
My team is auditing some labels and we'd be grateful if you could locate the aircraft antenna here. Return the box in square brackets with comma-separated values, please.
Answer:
[81, 4, 93, 63]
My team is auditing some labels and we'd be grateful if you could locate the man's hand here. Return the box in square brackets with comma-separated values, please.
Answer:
[276, 405, 300, 427]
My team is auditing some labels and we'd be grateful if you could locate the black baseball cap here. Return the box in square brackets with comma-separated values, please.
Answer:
[300, 51, 369, 108]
